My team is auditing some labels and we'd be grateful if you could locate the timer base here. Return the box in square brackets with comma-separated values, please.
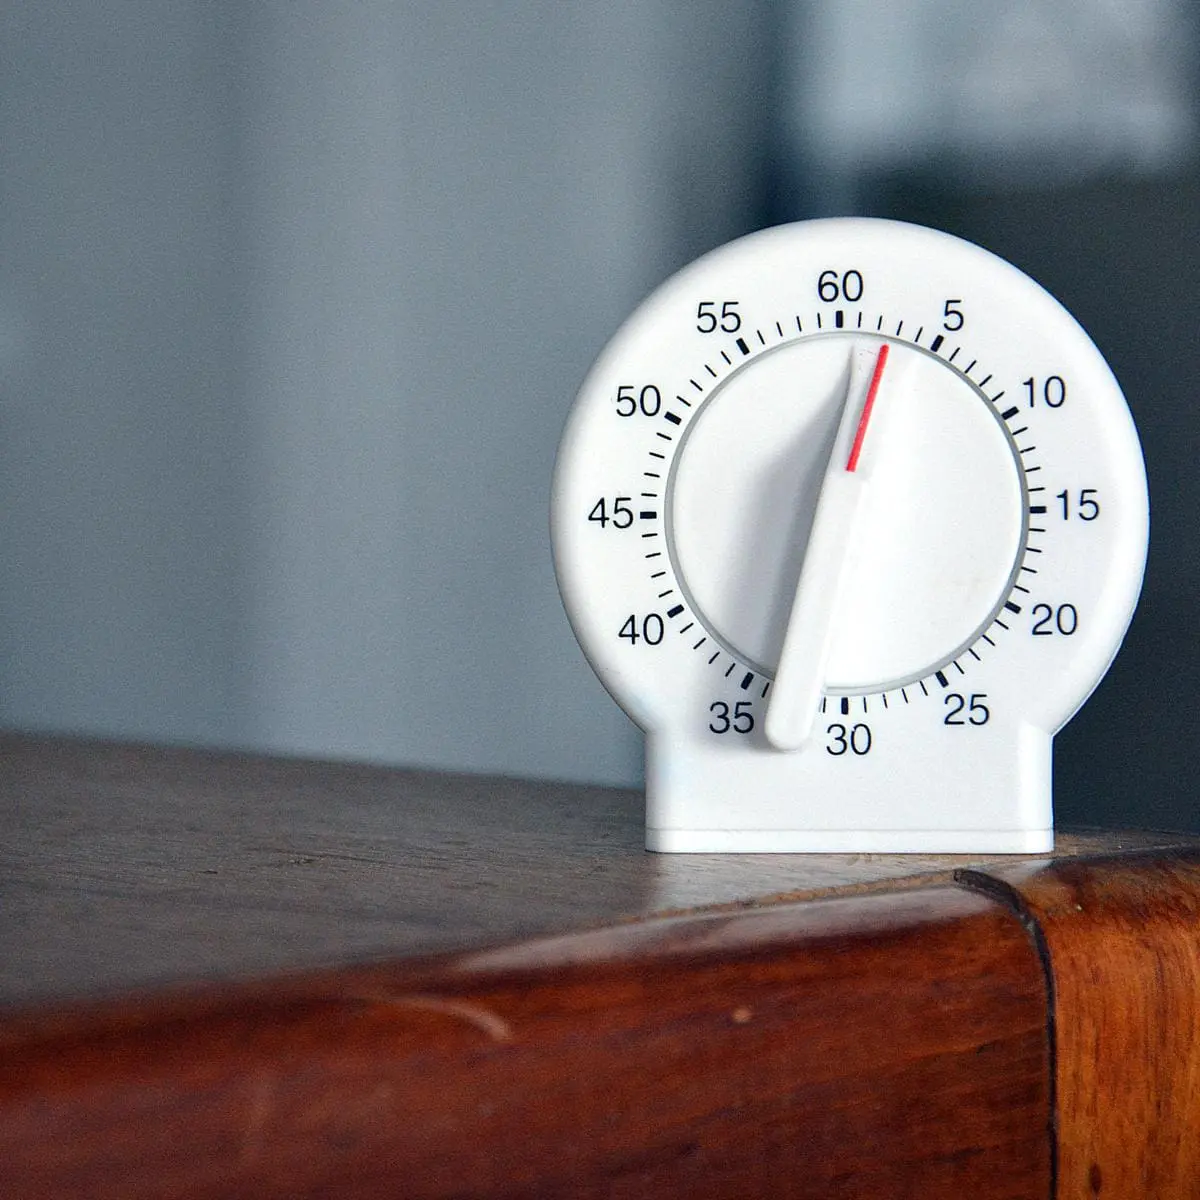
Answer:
[646, 827, 1054, 854]
[644, 722, 1053, 854]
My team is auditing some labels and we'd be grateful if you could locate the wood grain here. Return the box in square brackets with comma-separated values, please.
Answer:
[961, 852, 1200, 1197]
[10, 735, 1200, 1196]
[1, 733, 1189, 1006]
[0, 884, 1049, 1199]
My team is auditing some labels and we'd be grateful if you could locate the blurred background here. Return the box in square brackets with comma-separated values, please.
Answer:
[1, 1, 1196, 830]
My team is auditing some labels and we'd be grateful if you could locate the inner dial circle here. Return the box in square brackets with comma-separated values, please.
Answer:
[667, 334, 1025, 691]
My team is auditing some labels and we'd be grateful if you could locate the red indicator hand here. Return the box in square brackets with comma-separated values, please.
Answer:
[845, 342, 890, 473]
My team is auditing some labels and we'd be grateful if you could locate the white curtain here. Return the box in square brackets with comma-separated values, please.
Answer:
[788, 0, 1194, 205]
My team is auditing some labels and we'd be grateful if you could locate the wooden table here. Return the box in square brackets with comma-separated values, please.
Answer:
[2, 734, 1198, 1197]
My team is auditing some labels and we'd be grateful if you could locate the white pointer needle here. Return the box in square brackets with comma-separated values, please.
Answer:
[764, 342, 890, 752]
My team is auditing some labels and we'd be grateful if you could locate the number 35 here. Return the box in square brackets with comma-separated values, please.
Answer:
[709, 700, 754, 734]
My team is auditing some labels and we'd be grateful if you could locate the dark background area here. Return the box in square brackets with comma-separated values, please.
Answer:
[868, 173, 1199, 830]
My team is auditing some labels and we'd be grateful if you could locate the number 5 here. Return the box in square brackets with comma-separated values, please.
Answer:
[943, 299, 964, 331]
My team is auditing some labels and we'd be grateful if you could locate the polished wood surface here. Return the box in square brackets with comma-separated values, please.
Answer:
[0, 734, 1188, 1006]
[0, 885, 1049, 1200]
[964, 853, 1200, 1198]
[2, 736, 1199, 1197]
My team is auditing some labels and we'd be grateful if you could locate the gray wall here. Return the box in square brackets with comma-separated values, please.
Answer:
[0, 2, 775, 785]
[2, 5, 1196, 834]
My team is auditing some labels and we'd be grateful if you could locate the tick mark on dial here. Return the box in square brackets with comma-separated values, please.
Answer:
[935, 670, 949, 688]
[666, 604, 684, 618]
[1005, 600, 1022, 614]
[930, 334, 945, 352]
[835, 309, 844, 328]
[640, 510, 657, 520]
[736, 336, 750, 355]
[664, 412, 681, 425]
[740, 672, 754, 690]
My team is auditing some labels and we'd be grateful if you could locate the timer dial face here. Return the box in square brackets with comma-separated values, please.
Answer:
[552, 219, 1147, 852]
[669, 334, 1026, 691]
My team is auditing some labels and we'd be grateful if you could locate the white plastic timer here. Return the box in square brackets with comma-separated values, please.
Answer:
[552, 219, 1148, 853]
